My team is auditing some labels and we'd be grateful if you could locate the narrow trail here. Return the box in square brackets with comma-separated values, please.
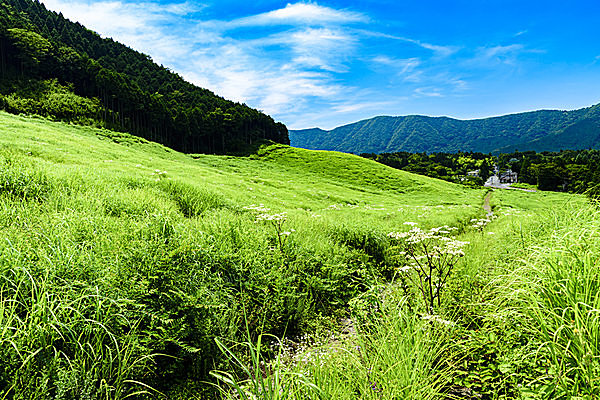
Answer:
[297, 192, 498, 370]
[483, 191, 493, 216]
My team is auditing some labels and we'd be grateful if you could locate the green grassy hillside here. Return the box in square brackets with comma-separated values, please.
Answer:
[2, 112, 599, 399]
[0, 111, 483, 398]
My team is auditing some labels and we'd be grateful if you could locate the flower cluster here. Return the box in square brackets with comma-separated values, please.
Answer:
[256, 212, 287, 222]
[151, 169, 168, 181]
[388, 225, 459, 244]
[243, 204, 271, 212]
[421, 314, 456, 326]
[254, 212, 293, 253]
[470, 215, 497, 231]
[388, 223, 468, 312]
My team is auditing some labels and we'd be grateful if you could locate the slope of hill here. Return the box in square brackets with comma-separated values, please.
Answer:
[0, 111, 484, 397]
[0, 0, 288, 154]
[290, 103, 600, 154]
[2, 112, 598, 399]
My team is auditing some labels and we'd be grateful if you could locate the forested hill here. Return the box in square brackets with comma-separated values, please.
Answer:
[0, 0, 289, 153]
[290, 103, 600, 154]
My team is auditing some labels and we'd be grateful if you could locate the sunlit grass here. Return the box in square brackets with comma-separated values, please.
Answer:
[1, 111, 598, 398]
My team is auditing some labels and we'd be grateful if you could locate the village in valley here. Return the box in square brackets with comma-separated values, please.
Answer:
[483, 164, 519, 187]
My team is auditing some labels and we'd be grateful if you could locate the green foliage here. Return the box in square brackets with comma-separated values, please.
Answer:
[159, 179, 231, 217]
[0, 157, 52, 201]
[301, 294, 455, 400]
[211, 332, 321, 400]
[0, 0, 289, 153]
[362, 151, 493, 187]
[3, 112, 600, 399]
[516, 206, 600, 397]
[0, 112, 483, 398]
[6, 27, 51, 68]
[1, 79, 102, 122]
[498, 149, 600, 197]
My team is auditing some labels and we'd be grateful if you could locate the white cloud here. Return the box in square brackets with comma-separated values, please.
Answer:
[480, 44, 524, 59]
[332, 100, 400, 114]
[414, 87, 443, 97]
[226, 2, 368, 28]
[372, 56, 421, 75]
[473, 44, 544, 67]
[359, 30, 459, 57]
[286, 28, 356, 71]
[40, 0, 200, 64]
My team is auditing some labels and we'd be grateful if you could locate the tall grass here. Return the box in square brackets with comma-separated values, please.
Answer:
[0, 265, 155, 399]
[305, 292, 455, 400]
[515, 204, 600, 397]
[211, 289, 455, 400]
[6, 112, 599, 398]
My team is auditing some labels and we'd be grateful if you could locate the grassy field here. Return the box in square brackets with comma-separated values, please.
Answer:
[0, 111, 598, 399]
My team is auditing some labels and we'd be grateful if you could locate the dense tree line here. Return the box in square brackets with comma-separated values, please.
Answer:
[364, 149, 600, 198]
[498, 150, 600, 195]
[0, 0, 289, 153]
[361, 151, 493, 187]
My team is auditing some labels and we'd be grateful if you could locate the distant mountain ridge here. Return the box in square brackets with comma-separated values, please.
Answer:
[290, 103, 600, 154]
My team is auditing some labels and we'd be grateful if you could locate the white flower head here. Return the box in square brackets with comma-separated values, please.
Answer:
[256, 212, 287, 222]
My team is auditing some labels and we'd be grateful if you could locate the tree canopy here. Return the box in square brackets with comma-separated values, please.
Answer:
[0, 0, 289, 153]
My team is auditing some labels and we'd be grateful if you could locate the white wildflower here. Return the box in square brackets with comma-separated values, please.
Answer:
[421, 314, 455, 326]
[256, 212, 287, 222]
[243, 204, 271, 212]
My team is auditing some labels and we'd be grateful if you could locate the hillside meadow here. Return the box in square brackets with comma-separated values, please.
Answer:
[0, 111, 598, 399]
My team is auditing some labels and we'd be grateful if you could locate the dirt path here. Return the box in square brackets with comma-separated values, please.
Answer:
[484, 182, 536, 192]
[483, 191, 493, 216]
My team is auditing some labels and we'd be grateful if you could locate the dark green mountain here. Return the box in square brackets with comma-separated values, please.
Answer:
[0, 0, 288, 153]
[290, 103, 600, 154]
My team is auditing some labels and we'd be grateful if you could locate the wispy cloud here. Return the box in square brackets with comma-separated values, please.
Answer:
[359, 30, 459, 57]
[479, 44, 524, 60]
[225, 3, 368, 28]
[471, 43, 544, 67]
[331, 99, 403, 114]
[281, 28, 357, 72]
[372, 56, 421, 75]
[414, 87, 443, 97]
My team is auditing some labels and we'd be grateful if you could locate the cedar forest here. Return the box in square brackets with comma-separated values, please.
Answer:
[0, 0, 289, 154]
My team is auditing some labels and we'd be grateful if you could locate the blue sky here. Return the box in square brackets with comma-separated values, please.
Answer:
[40, 0, 600, 129]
